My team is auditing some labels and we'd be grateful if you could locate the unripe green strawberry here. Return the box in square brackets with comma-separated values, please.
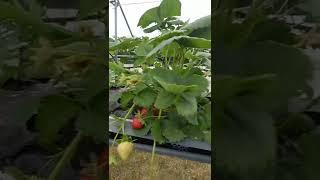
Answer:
[117, 141, 134, 160]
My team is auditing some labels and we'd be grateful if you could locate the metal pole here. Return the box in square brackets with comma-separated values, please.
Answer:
[114, 0, 118, 61]
[118, 0, 134, 38]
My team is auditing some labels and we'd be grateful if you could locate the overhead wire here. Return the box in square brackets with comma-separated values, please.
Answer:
[122, 1, 160, 6]
[111, 1, 161, 6]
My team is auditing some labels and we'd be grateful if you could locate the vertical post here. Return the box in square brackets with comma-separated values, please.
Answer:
[114, 0, 118, 61]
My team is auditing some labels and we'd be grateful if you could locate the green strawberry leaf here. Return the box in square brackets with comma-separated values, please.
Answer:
[185, 113, 198, 125]
[133, 88, 156, 107]
[151, 68, 208, 96]
[147, 36, 210, 57]
[154, 89, 176, 109]
[135, 42, 153, 57]
[109, 38, 143, 51]
[162, 124, 186, 143]
[185, 74, 209, 96]
[198, 103, 211, 130]
[138, 0, 181, 28]
[132, 123, 152, 136]
[151, 120, 165, 144]
[149, 30, 185, 45]
[120, 91, 134, 108]
[182, 125, 204, 140]
[182, 15, 211, 40]
[138, 7, 160, 28]
[175, 94, 197, 117]
[158, 0, 181, 19]
[132, 83, 148, 94]
[167, 110, 188, 127]
[154, 77, 194, 94]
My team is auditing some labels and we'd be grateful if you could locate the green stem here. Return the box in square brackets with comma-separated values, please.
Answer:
[112, 127, 122, 147]
[122, 103, 136, 134]
[150, 109, 162, 180]
[151, 140, 156, 164]
[122, 123, 125, 135]
[158, 109, 162, 119]
[112, 103, 136, 146]
[48, 132, 82, 180]
[124, 103, 136, 120]
[151, 109, 162, 164]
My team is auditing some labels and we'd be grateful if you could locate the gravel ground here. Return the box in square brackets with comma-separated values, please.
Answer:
[109, 147, 211, 180]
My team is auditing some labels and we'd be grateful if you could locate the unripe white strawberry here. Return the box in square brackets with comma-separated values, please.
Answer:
[117, 141, 134, 160]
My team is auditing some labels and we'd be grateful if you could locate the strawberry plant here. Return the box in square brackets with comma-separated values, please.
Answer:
[108, 0, 212, 172]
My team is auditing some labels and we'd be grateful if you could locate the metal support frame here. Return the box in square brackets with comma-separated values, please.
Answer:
[114, 0, 118, 61]
[118, 0, 134, 38]
[109, 0, 135, 61]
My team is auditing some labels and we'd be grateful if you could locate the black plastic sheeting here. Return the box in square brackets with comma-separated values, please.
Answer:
[109, 116, 212, 163]
[109, 138, 211, 163]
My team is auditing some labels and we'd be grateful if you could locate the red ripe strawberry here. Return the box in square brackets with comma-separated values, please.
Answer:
[140, 107, 148, 116]
[131, 117, 143, 129]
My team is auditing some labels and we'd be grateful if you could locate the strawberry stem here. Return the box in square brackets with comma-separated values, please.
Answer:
[157, 109, 162, 120]
[151, 140, 156, 164]
[150, 109, 162, 180]
[112, 103, 136, 147]
[124, 103, 136, 122]
[151, 109, 162, 164]
[122, 103, 136, 136]
[122, 123, 125, 135]
[112, 128, 121, 147]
